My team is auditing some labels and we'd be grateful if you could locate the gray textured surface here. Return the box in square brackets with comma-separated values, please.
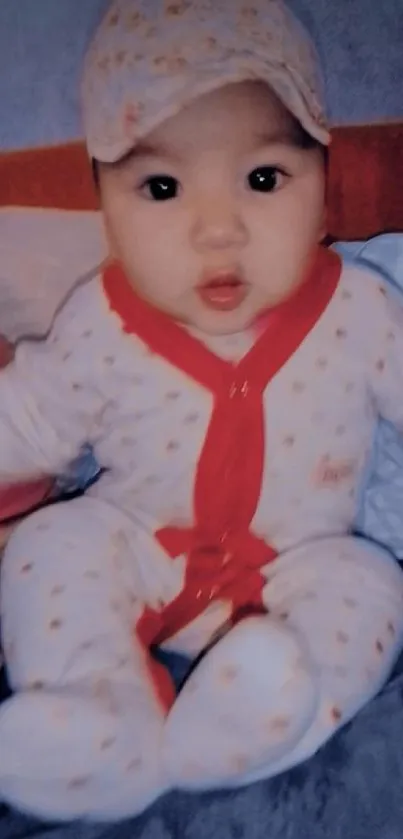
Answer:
[0, 0, 402, 150]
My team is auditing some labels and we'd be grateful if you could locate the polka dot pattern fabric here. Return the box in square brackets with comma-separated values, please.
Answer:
[0, 248, 403, 819]
[65, 235, 403, 562]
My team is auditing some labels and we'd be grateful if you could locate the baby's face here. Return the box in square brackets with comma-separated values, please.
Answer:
[99, 81, 326, 335]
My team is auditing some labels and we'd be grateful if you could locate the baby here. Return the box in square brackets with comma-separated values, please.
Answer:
[1, 0, 403, 823]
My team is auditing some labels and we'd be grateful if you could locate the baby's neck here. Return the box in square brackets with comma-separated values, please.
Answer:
[184, 319, 264, 363]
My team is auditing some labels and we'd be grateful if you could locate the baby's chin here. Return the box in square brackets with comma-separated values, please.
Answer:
[174, 298, 272, 337]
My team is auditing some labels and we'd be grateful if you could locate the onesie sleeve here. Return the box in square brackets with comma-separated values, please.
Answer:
[369, 280, 403, 430]
[0, 285, 107, 482]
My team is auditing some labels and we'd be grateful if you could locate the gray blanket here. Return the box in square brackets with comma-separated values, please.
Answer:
[1, 652, 403, 839]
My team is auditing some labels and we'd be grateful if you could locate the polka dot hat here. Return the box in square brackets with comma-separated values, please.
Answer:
[81, 0, 330, 164]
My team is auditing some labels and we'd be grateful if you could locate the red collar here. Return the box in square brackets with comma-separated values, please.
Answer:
[103, 247, 342, 679]
[102, 246, 341, 394]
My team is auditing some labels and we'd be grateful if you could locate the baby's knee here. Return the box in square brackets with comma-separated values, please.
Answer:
[213, 616, 320, 736]
[225, 615, 316, 684]
[2, 503, 84, 585]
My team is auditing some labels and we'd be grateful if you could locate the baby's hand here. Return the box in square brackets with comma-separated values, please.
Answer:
[0, 335, 14, 367]
[0, 521, 17, 551]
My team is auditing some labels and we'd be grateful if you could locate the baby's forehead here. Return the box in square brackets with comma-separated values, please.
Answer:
[111, 83, 308, 172]
[145, 81, 296, 134]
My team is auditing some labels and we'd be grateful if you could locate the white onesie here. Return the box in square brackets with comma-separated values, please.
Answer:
[0, 246, 403, 821]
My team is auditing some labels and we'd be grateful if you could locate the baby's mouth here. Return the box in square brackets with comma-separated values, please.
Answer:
[196, 273, 248, 311]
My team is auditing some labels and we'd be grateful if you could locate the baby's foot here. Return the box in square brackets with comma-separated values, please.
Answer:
[0, 683, 167, 821]
[162, 616, 318, 790]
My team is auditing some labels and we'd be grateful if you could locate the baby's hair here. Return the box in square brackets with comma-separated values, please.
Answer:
[293, 123, 320, 150]
[92, 157, 100, 189]
[290, 119, 329, 168]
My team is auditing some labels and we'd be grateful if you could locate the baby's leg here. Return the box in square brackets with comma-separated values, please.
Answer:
[249, 536, 403, 783]
[163, 537, 403, 790]
[0, 497, 170, 821]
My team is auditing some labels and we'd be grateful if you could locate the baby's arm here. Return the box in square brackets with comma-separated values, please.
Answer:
[0, 335, 52, 548]
[368, 278, 403, 428]
[0, 287, 106, 484]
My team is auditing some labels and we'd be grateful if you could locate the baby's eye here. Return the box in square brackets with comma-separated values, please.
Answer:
[141, 175, 180, 201]
[247, 166, 286, 194]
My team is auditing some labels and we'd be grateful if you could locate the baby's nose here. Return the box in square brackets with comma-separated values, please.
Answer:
[190, 199, 248, 252]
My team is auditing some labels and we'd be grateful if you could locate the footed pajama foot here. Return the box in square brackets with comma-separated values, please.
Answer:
[0, 684, 168, 821]
[162, 616, 319, 790]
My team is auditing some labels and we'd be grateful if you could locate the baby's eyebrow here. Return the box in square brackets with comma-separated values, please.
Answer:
[101, 141, 182, 177]
[253, 129, 302, 148]
[122, 140, 182, 164]
[108, 127, 305, 176]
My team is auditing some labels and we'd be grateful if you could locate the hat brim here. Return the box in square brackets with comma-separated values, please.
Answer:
[85, 61, 330, 163]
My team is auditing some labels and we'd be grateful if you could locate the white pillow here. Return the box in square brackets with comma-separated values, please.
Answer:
[0, 207, 107, 341]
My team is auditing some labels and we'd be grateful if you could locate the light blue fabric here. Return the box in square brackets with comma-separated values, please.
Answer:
[61, 234, 403, 559]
